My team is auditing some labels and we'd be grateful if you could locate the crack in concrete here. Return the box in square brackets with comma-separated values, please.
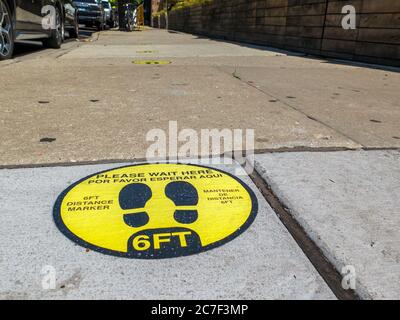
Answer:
[222, 66, 365, 148]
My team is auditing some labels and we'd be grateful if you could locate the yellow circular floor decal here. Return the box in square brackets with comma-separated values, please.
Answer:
[54, 163, 258, 259]
[132, 60, 171, 65]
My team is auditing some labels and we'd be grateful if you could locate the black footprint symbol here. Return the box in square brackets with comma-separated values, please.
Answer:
[119, 183, 152, 227]
[165, 181, 199, 224]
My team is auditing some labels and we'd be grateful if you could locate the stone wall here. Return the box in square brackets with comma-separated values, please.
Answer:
[153, 0, 400, 67]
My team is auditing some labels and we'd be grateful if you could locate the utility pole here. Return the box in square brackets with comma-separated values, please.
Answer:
[165, 0, 168, 30]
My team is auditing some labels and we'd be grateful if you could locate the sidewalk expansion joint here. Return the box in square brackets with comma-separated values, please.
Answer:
[253, 146, 359, 154]
[0, 158, 150, 170]
[253, 146, 400, 154]
[1, 147, 399, 170]
[247, 166, 360, 300]
[0, 154, 229, 170]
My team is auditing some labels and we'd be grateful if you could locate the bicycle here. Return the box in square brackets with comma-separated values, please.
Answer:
[124, 3, 138, 32]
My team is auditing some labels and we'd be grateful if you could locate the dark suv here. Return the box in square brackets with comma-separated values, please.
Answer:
[74, 0, 105, 30]
[0, 0, 79, 60]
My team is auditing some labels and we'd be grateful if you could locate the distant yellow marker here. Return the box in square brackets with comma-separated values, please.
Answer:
[132, 60, 171, 65]
[136, 50, 157, 54]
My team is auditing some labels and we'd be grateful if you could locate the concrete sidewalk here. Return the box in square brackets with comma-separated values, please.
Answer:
[254, 150, 400, 299]
[1, 28, 399, 299]
[0, 160, 334, 299]
[5, 28, 400, 166]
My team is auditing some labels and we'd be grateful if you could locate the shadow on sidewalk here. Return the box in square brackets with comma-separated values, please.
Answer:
[166, 29, 400, 73]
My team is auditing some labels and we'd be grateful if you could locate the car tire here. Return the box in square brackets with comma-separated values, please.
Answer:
[97, 21, 105, 31]
[0, 0, 14, 60]
[42, 6, 64, 49]
[70, 13, 79, 38]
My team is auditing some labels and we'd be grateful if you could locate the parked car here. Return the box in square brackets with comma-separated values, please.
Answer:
[0, 0, 79, 60]
[74, 0, 105, 30]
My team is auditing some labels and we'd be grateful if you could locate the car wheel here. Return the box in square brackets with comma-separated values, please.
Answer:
[96, 21, 104, 31]
[0, 0, 14, 60]
[70, 13, 79, 38]
[42, 6, 63, 49]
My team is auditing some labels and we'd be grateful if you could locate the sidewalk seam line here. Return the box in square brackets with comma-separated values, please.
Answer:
[247, 165, 360, 300]
[0, 147, 399, 170]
